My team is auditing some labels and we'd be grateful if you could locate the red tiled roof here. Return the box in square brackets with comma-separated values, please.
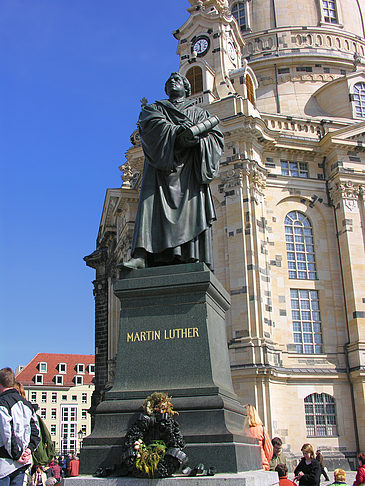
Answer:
[16, 353, 95, 387]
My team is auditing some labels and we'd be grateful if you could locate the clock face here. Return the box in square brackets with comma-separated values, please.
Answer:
[193, 36, 210, 56]
[228, 41, 236, 62]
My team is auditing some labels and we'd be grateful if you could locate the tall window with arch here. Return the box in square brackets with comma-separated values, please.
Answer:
[304, 393, 337, 436]
[285, 211, 317, 280]
[186, 66, 203, 96]
[353, 82, 365, 118]
[246, 75, 255, 104]
[322, 0, 338, 23]
[231, 2, 247, 32]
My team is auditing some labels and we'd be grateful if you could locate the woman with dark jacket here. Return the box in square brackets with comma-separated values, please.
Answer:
[294, 443, 321, 486]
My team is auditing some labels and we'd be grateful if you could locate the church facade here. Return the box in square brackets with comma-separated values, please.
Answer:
[85, 0, 365, 465]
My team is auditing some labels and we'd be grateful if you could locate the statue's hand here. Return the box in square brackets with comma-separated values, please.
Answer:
[176, 129, 200, 148]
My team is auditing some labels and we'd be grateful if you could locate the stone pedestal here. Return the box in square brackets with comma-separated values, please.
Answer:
[80, 263, 261, 474]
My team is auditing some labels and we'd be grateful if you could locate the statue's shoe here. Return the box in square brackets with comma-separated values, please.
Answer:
[121, 257, 146, 270]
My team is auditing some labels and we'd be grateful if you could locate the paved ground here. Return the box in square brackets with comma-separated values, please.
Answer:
[288, 470, 356, 484]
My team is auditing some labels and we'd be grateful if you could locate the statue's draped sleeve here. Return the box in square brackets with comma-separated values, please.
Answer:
[131, 100, 224, 255]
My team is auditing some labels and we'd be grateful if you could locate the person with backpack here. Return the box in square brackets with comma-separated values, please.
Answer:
[31, 415, 55, 467]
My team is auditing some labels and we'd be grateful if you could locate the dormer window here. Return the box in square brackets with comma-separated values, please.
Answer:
[322, 0, 338, 23]
[39, 362, 47, 373]
[34, 374, 43, 385]
[59, 363, 67, 374]
[75, 375, 83, 385]
[76, 363, 85, 374]
[55, 375, 63, 385]
[88, 364, 95, 374]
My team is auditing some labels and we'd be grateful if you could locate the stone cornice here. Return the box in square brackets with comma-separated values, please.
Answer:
[329, 179, 364, 209]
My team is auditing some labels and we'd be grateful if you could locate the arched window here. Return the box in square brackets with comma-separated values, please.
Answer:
[290, 289, 322, 354]
[232, 2, 247, 32]
[322, 0, 338, 23]
[353, 82, 365, 118]
[304, 393, 337, 436]
[186, 66, 203, 95]
[285, 211, 317, 280]
[246, 74, 255, 104]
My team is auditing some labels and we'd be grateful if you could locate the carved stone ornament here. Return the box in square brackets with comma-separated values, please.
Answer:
[330, 181, 363, 210]
[219, 162, 267, 198]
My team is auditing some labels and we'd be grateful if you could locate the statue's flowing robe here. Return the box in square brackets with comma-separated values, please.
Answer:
[131, 98, 224, 266]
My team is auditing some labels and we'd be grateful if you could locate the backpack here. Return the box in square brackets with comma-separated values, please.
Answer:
[32, 415, 55, 465]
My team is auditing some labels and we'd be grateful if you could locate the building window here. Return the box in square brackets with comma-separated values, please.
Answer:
[50, 425, 56, 436]
[59, 363, 67, 374]
[353, 82, 365, 118]
[88, 364, 95, 374]
[304, 393, 337, 436]
[81, 425, 87, 435]
[246, 75, 255, 104]
[82, 409, 87, 420]
[40, 408, 46, 419]
[232, 2, 247, 32]
[51, 409, 57, 420]
[55, 375, 63, 385]
[281, 160, 308, 178]
[285, 211, 317, 280]
[186, 66, 203, 96]
[322, 0, 338, 23]
[51, 392, 57, 403]
[34, 374, 43, 385]
[41, 392, 47, 403]
[81, 393, 87, 404]
[291, 289, 323, 354]
[31, 392, 37, 403]
[39, 362, 47, 373]
[72, 395, 77, 401]
[62, 394, 67, 401]
[75, 376, 83, 386]
[76, 364, 85, 374]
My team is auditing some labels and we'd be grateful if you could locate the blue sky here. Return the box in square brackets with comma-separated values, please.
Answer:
[1, 1, 189, 371]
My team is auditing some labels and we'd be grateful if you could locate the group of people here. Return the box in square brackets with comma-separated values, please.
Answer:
[0, 367, 79, 486]
[24, 455, 79, 486]
[244, 404, 365, 486]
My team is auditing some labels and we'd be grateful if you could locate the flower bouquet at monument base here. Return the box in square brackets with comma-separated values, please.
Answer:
[120, 392, 187, 478]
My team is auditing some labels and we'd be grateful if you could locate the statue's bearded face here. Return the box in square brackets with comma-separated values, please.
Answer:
[166, 74, 186, 99]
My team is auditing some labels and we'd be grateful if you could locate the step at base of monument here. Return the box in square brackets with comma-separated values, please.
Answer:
[62, 471, 278, 486]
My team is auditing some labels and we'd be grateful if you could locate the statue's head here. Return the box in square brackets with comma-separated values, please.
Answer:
[165, 72, 191, 98]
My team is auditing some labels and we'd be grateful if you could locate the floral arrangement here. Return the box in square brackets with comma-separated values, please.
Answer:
[143, 392, 179, 417]
[120, 392, 186, 478]
[134, 439, 167, 476]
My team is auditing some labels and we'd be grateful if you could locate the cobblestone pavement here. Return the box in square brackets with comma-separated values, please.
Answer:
[288, 470, 356, 484]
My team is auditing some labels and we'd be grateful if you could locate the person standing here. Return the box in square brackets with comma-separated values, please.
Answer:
[294, 443, 321, 486]
[243, 404, 273, 471]
[270, 437, 287, 471]
[354, 454, 365, 486]
[31, 466, 46, 486]
[67, 455, 79, 477]
[315, 448, 329, 481]
[0, 368, 40, 486]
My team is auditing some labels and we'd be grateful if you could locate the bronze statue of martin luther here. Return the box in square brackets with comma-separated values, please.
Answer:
[123, 72, 224, 270]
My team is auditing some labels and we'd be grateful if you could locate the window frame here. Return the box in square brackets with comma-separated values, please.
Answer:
[34, 374, 43, 385]
[31, 392, 37, 403]
[41, 392, 47, 403]
[304, 393, 338, 437]
[51, 408, 57, 420]
[40, 408, 46, 420]
[281, 160, 309, 178]
[81, 393, 87, 404]
[319, 0, 343, 27]
[290, 289, 323, 354]
[285, 211, 317, 280]
[50, 424, 56, 436]
[231, 1, 249, 32]
[76, 363, 85, 374]
[351, 82, 365, 119]
[55, 375, 63, 385]
[39, 362, 47, 373]
[75, 375, 83, 386]
[58, 363, 67, 374]
[88, 364, 95, 375]
[51, 392, 57, 403]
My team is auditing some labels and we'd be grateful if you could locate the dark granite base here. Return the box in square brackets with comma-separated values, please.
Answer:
[80, 263, 261, 474]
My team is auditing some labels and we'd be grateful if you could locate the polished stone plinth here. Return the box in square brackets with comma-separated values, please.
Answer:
[63, 471, 279, 486]
[80, 263, 261, 474]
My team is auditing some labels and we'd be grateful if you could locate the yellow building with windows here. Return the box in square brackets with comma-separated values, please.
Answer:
[16, 353, 94, 455]
[85, 0, 365, 468]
